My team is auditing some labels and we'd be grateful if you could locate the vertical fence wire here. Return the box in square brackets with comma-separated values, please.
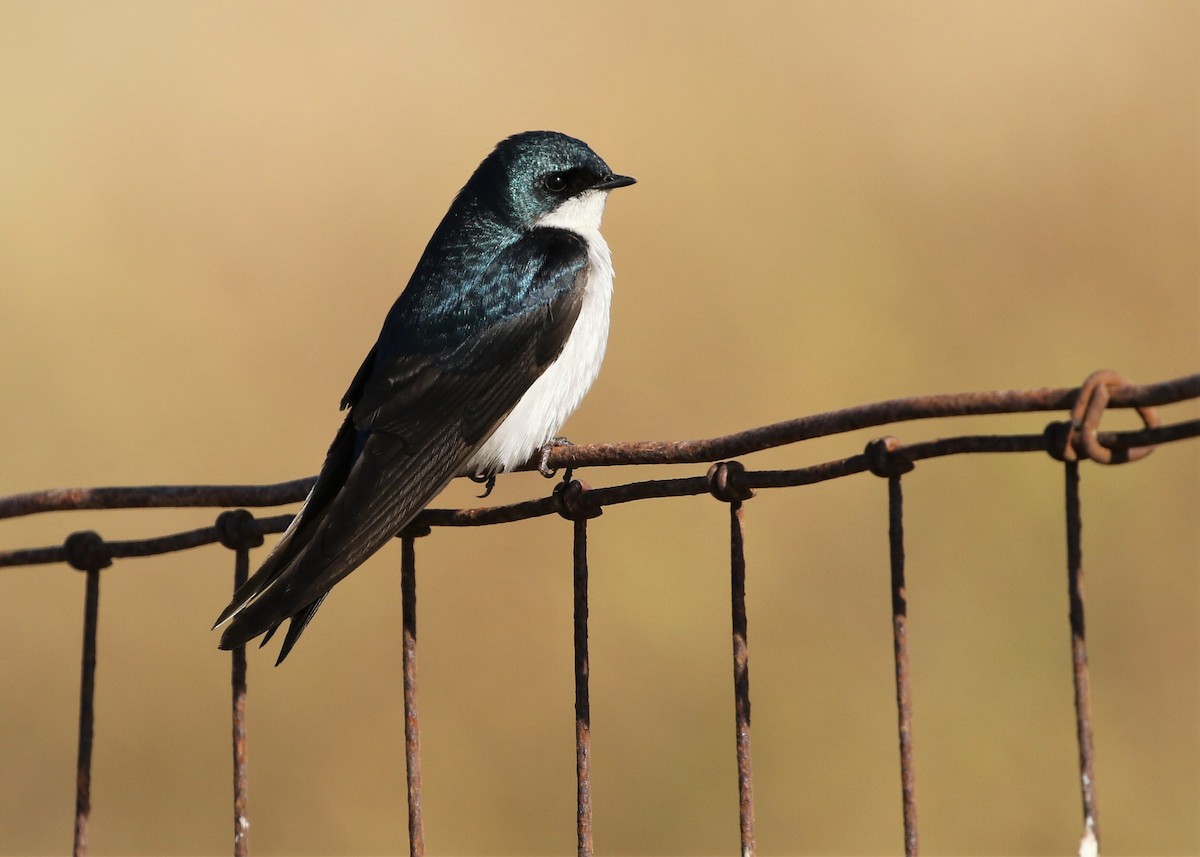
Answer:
[73, 565, 100, 857]
[573, 517, 594, 857]
[231, 548, 250, 857]
[888, 474, 919, 857]
[216, 508, 261, 857]
[1064, 461, 1100, 855]
[729, 499, 757, 857]
[401, 534, 425, 857]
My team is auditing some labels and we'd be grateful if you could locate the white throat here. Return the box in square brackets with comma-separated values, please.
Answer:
[466, 189, 616, 474]
[534, 188, 608, 232]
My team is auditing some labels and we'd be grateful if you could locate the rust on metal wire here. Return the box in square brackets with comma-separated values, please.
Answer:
[708, 463, 757, 857]
[885, 473, 919, 857]
[2, 373, 1195, 521]
[1064, 462, 1101, 852]
[572, 517, 594, 857]
[551, 480, 598, 856]
[862, 438, 921, 856]
[400, 534, 426, 857]
[64, 531, 110, 857]
[215, 510, 261, 857]
[3, 422, 1197, 570]
[73, 568, 100, 857]
[230, 562, 250, 857]
[865, 436, 915, 478]
[0, 478, 316, 519]
[542, 372, 1200, 471]
[1055, 369, 1160, 464]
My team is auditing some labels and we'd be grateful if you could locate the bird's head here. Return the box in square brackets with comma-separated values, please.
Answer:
[468, 131, 636, 233]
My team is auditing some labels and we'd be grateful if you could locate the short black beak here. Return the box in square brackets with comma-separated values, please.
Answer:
[593, 173, 637, 190]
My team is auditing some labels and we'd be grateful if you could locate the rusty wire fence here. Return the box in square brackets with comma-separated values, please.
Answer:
[2, 369, 1198, 857]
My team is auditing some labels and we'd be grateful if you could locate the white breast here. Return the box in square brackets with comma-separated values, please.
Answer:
[466, 189, 615, 474]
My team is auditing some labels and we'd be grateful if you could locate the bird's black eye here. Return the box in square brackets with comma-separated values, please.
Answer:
[543, 173, 568, 194]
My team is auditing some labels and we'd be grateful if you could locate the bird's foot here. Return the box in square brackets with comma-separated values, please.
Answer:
[468, 470, 498, 499]
[538, 437, 574, 484]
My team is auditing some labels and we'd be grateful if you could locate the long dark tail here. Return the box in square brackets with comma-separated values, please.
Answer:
[213, 416, 359, 660]
[214, 408, 470, 663]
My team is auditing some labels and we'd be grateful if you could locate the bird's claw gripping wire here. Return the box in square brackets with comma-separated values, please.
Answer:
[538, 437, 574, 485]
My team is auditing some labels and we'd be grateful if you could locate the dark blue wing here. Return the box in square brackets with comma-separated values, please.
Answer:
[217, 228, 590, 659]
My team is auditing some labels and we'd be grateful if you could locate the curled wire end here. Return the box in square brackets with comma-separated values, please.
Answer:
[1050, 369, 1160, 464]
[706, 460, 755, 503]
[865, 436, 914, 478]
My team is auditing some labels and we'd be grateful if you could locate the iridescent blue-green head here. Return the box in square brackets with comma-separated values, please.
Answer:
[463, 131, 636, 231]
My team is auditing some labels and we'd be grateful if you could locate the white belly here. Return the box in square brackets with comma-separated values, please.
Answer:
[466, 226, 614, 474]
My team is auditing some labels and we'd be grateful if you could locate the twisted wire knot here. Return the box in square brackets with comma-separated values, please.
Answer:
[706, 460, 754, 503]
[865, 436, 914, 478]
[1043, 421, 1073, 462]
[215, 509, 265, 551]
[64, 530, 112, 571]
[554, 479, 603, 521]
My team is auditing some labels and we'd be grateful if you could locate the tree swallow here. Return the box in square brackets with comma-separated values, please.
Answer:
[214, 131, 634, 663]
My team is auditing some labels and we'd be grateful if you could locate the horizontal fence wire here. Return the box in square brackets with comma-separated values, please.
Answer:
[3, 372, 1197, 524]
[2, 370, 1198, 856]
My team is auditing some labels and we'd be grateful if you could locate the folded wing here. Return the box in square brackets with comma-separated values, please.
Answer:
[216, 228, 590, 662]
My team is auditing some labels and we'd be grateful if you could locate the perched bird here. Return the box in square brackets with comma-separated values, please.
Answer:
[215, 131, 635, 663]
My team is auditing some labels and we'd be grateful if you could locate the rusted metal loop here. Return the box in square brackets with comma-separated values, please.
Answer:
[64, 530, 112, 571]
[706, 460, 755, 503]
[554, 479, 603, 521]
[215, 509, 265, 551]
[865, 436, 915, 478]
[1062, 370, 1161, 464]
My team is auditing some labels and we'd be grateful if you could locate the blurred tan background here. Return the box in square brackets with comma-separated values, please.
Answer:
[1, 2, 1197, 854]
